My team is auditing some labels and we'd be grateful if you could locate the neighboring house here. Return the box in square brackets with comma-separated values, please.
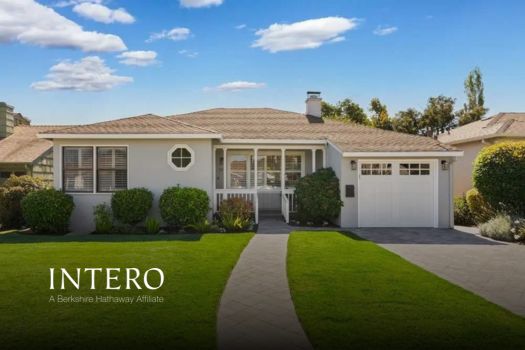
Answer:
[438, 113, 525, 196]
[40, 92, 462, 233]
[0, 102, 62, 184]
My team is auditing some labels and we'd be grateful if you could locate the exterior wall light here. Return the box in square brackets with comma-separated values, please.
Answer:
[441, 160, 449, 170]
[351, 160, 357, 170]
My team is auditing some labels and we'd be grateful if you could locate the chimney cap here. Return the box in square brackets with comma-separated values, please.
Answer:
[307, 91, 321, 96]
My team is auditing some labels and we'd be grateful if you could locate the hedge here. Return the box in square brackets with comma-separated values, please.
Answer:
[111, 188, 153, 225]
[21, 189, 74, 234]
[0, 175, 47, 229]
[160, 186, 209, 228]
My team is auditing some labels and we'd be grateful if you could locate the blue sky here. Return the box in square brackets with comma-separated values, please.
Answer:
[1, 0, 524, 125]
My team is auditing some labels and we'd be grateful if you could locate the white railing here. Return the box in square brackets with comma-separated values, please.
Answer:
[214, 189, 259, 223]
[281, 189, 296, 223]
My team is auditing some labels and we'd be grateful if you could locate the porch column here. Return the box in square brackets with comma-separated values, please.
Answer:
[212, 147, 216, 211]
[223, 148, 227, 189]
[281, 148, 285, 192]
[312, 149, 316, 173]
[253, 148, 258, 189]
[322, 148, 326, 168]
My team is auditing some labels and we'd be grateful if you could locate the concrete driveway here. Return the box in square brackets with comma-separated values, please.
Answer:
[353, 227, 525, 317]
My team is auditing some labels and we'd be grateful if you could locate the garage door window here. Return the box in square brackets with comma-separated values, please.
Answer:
[361, 163, 392, 175]
[400, 163, 430, 175]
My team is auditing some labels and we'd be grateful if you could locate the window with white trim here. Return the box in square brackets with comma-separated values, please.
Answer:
[285, 154, 303, 187]
[400, 163, 430, 175]
[361, 163, 392, 175]
[251, 155, 281, 188]
[63, 147, 94, 192]
[97, 147, 127, 192]
[169, 145, 194, 170]
[230, 155, 249, 188]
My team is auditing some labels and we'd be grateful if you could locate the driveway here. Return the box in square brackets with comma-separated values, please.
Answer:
[353, 227, 525, 317]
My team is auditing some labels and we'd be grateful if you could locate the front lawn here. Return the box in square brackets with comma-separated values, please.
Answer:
[288, 231, 525, 350]
[0, 232, 253, 349]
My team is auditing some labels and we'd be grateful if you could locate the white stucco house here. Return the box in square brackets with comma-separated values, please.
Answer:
[39, 92, 463, 233]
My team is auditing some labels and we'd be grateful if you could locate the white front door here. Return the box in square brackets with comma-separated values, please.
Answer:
[358, 160, 437, 227]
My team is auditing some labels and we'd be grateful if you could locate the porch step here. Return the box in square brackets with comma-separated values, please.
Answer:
[259, 210, 283, 219]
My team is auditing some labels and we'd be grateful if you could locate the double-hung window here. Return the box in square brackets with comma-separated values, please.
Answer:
[63, 147, 94, 192]
[97, 147, 127, 192]
[285, 154, 303, 188]
[62, 146, 127, 193]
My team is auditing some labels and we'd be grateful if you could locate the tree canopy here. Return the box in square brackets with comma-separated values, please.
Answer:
[420, 95, 456, 137]
[369, 98, 393, 130]
[392, 108, 422, 135]
[321, 99, 369, 124]
[457, 67, 488, 126]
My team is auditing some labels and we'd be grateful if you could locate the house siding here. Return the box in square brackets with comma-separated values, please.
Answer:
[53, 139, 213, 233]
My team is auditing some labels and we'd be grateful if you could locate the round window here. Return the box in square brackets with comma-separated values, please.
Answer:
[168, 145, 194, 171]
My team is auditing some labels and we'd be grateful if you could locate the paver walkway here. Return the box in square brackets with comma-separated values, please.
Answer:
[354, 226, 525, 317]
[217, 217, 312, 350]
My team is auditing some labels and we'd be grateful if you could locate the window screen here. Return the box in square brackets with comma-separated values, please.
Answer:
[97, 147, 127, 192]
[63, 147, 94, 192]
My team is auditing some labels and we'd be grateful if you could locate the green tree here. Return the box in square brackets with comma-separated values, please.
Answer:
[392, 108, 422, 135]
[322, 99, 369, 124]
[458, 67, 488, 126]
[421, 95, 456, 137]
[369, 98, 393, 130]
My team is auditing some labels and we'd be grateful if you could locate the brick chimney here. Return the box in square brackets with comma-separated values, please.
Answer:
[305, 91, 322, 118]
[0, 102, 15, 139]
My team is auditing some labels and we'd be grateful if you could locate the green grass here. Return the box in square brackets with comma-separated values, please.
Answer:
[288, 231, 525, 350]
[0, 232, 253, 349]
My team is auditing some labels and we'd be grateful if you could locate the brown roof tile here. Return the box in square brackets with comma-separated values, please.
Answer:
[169, 108, 454, 152]
[438, 113, 525, 144]
[0, 125, 66, 163]
[41, 114, 219, 135]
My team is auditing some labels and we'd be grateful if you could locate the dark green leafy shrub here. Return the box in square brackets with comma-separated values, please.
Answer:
[454, 196, 475, 226]
[218, 197, 253, 232]
[466, 188, 495, 224]
[145, 217, 161, 234]
[479, 214, 514, 242]
[0, 175, 47, 229]
[160, 186, 209, 228]
[93, 203, 112, 234]
[185, 219, 221, 234]
[295, 167, 343, 225]
[21, 189, 74, 234]
[111, 188, 153, 225]
[473, 141, 525, 215]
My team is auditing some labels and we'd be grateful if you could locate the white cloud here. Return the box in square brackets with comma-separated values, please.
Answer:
[54, 0, 103, 8]
[73, 3, 135, 24]
[235, 24, 246, 30]
[31, 56, 132, 91]
[118, 51, 157, 66]
[180, 0, 223, 8]
[252, 17, 359, 53]
[373, 25, 398, 36]
[204, 81, 266, 92]
[178, 49, 198, 58]
[0, 0, 126, 52]
[147, 28, 191, 42]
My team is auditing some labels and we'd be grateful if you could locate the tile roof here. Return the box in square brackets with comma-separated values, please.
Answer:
[438, 113, 525, 144]
[169, 108, 454, 153]
[41, 114, 218, 135]
[0, 125, 65, 164]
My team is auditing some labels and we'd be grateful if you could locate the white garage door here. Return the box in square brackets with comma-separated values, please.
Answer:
[358, 160, 437, 227]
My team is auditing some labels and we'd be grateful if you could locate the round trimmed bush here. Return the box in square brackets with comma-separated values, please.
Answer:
[0, 175, 47, 229]
[465, 188, 494, 224]
[473, 141, 525, 215]
[160, 186, 209, 228]
[111, 188, 153, 225]
[21, 189, 74, 234]
[295, 167, 343, 225]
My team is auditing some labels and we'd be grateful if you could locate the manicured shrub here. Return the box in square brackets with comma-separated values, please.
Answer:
[473, 141, 525, 215]
[454, 196, 475, 226]
[295, 167, 343, 225]
[218, 197, 253, 232]
[145, 217, 161, 234]
[479, 214, 514, 242]
[21, 189, 74, 234]
[0, 175, 47, 229]
[160, 186, 209, 228]
[111, 188, 153, 226]
[465, 188, 494, 224]
[93, 203, 112, 234]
